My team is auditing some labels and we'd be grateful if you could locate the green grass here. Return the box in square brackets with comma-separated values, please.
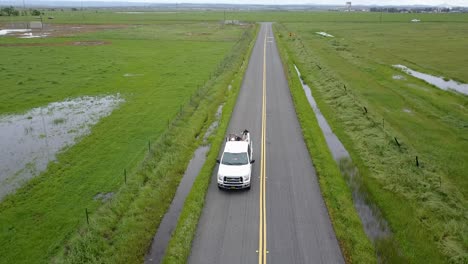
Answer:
[0, 19, 252, 263]
[0, 23, 245, 114]
[2, 10, 467, 263]
[2, 10, 468, 25]
[161, 24, 258, 264]
[275, 17, 467, 263]
[274, 25, 376, 264]
[296, 21, 468, 84]
[56, 27, 255, 264]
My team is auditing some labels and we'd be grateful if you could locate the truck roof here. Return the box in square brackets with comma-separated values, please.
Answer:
[224, 141, 249, 153]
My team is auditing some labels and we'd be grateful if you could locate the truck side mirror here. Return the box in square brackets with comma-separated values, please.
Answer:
[216, 159, 220, 164]
[250, 160, 255, 164]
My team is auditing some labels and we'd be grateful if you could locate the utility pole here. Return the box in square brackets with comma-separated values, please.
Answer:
[23, 0, 28, 28]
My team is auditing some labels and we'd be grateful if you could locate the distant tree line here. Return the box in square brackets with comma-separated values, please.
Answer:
[0, 6, 20, 16]
[369, 7, 467, 13]
[0, 6, 45, 16]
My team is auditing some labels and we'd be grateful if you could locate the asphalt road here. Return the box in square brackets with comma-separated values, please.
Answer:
[189, 23, 344, 264]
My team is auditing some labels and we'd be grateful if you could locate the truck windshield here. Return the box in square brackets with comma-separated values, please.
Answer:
[221, 152, 249, 165]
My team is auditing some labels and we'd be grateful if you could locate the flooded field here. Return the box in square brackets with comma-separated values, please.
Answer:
[0, 29, 31, 36]
[394, 64, 468, 95]
[294, 65, 391, 242]
[19, 32, 51, 39]
[0, 94, 124, 200]
[0, 23, 126, 38]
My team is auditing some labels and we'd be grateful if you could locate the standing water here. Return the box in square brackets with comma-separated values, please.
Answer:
[0, 95, 124, 200]
[146, 99, 224, 263]
[293, 65, 391, 242]
[0, 29, 31, 36]
[393, 64, 468, 95]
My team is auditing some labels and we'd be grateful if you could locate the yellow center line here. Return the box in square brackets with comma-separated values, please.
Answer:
[258, 28, 268, 264]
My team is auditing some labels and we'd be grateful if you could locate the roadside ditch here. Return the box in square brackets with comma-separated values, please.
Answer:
[56, 25, 256, 263]
[294, 64, 392, 246]
[144, 103, 224, 264]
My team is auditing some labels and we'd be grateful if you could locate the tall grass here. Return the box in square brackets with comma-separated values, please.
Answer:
[161, 24, 258, 264]
[0, 21, 251, 263]
[274, 24, 376, 264]
[55, 24, 257, 264]
[275, 21, 467, 263]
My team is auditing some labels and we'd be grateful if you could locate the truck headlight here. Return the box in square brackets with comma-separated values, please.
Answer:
[218, 174, 223, 180]
[243, 174, 250, 181]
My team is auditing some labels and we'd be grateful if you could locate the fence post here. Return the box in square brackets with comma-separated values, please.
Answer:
[85, 208, 89, 225]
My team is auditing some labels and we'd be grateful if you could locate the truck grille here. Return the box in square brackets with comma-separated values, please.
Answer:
[224, 177, 242, 183]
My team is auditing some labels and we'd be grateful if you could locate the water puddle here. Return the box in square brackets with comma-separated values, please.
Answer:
[294, 65, 348, 161]
[145, 145, 210, 264]
[393, 64, 468, 95]
[0, 29, 31, 36]
[203, 104, 224, 142]
[123, 73, 144, 77]
[339, 160, 391, 241]
[93, 192, 114, 203]
[316, 32, 334, 38]
[294, 65, 391, 243]
[0, 94, 124, 200]
[392, 75, 405, 80]
[19, 32, 50, 39]
[145, 99, 224, 263]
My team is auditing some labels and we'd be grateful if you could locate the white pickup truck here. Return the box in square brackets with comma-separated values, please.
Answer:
[216, 130, 255, 190]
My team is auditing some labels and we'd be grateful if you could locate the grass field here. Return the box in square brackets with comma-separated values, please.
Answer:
[275, 33, 377, 263]
[275, 15, 467, 263]
[0, 17, 253, 263]
[2, 10, 468, 24]
[2, 10, 467, 263]
[161, 24, 258, 264]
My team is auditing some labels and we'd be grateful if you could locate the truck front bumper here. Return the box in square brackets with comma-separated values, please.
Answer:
[218, 177, 250, 189]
